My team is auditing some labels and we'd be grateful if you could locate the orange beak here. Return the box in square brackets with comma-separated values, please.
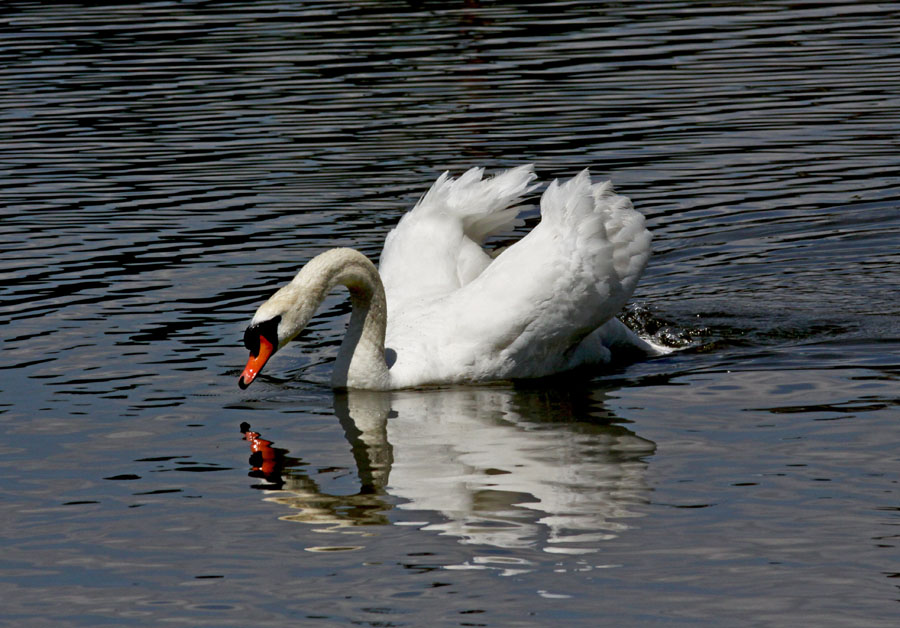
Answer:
[238, 336, 274, 389]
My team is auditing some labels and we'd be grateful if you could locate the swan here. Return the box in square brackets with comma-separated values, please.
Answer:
[238, 165, 658, 391]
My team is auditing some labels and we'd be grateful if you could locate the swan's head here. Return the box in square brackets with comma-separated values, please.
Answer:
[238, 279, 320, 389]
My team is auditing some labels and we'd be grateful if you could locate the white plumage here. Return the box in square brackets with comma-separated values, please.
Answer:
[239, 165, 660, 390]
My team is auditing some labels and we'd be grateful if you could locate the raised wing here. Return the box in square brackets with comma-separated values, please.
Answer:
[440, 169, 651, 379]
[379, 165, 538, 313]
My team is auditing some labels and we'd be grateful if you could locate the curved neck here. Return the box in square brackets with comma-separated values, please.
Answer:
[287, 248, 390, 390]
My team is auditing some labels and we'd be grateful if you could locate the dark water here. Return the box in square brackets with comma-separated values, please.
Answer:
[2, 1, 899, 625]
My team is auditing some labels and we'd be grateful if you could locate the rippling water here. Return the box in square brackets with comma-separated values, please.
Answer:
[2, 2, 899, 626]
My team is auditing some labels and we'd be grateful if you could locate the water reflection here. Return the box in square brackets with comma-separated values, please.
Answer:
[242, 386, 655, 555]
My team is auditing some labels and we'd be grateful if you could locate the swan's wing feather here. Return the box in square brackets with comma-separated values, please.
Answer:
[379, 165, 538, 309]
[440, 169, 651, 379]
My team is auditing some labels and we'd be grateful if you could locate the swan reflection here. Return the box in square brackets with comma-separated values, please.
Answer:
[243, 386, 655, 555]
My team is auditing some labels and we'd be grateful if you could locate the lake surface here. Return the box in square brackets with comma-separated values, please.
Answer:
[2, 1, 898, 625]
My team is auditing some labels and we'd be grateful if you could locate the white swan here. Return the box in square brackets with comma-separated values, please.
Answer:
[238, 165, 658, 390]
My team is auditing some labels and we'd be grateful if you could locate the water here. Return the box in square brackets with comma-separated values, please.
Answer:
[2, 1, 898, 625]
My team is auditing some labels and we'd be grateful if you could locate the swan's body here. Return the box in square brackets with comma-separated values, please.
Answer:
[239, 165, 658, 391]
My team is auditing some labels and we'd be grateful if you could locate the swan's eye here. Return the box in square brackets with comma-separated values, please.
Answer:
[243, 316, 281, 356]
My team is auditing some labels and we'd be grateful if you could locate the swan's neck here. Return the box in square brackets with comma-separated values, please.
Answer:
[329, 251, 390, 390]
[273, 248, 390, 390]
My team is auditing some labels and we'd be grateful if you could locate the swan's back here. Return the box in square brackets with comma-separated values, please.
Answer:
[382, 167, 652, 387]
